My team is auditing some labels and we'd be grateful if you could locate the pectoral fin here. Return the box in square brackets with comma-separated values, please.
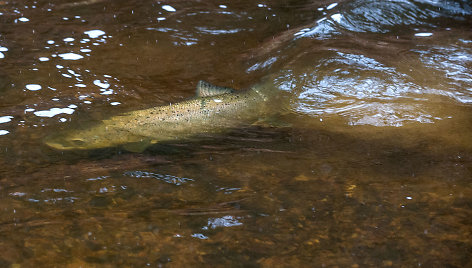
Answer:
[196, 80, 235, 97]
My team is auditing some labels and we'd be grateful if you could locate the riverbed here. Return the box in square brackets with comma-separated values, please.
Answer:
[0, 0, 471, 266]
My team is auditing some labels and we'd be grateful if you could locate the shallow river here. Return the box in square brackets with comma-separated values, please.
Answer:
[0, 0, 471, 266]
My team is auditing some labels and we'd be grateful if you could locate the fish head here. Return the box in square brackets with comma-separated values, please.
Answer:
[44, 126, 114, 150]
[45, 135, 84, 150]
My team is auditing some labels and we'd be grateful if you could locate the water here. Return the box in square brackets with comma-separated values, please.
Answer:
[0, 0, 471, 266]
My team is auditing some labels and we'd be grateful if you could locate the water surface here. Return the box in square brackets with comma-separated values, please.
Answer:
[0, 0, 471, 266]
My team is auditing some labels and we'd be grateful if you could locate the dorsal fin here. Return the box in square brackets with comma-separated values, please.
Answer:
[196, 80, 235, 97]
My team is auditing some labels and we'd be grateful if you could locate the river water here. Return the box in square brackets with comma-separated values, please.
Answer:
[0, 0, 471, 266]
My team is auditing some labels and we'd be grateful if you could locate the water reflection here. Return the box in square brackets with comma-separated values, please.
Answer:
[124, 171, 193, 186]
[84, 29, 105, 38]
[0, 0, 471, 266]
[273, 48, 445, 126]
[162, 5, 176, 13]
[267, 2, 472, 127]
[0, 116, 13, 123]
[0, 46, 8, 59]
[299, 0, 472, 39]
[33, 106, 76, 118]
[58, 53, 83, 60]
[413, 45, 472, 102]
[204, 215, 243, 229]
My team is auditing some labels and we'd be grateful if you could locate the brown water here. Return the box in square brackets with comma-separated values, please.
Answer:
[0, 0, 471, 266]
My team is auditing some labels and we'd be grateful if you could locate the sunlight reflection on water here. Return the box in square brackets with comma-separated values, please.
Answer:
[124, 171, 194, 185]
[0, 0, 470, 266]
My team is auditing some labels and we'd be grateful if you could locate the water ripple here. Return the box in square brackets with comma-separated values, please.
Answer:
[124, 171, 194, 185]
[299, 0, 472, 38]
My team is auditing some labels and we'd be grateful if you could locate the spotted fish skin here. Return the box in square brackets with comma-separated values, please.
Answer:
[45, 81, 274, 151]
[196, 80, 234, 97]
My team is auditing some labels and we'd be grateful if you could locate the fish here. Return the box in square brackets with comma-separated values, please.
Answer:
[45, 80, 277, 152]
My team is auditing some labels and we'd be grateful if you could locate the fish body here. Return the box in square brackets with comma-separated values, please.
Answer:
[45, 81, 273, 151]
